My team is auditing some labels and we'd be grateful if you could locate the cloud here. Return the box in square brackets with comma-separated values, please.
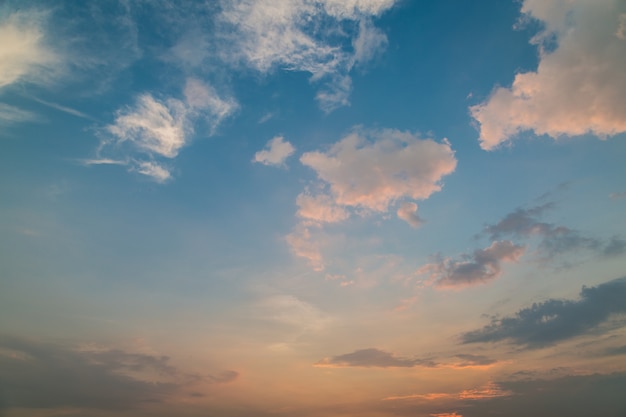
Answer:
[0, 9, 60, 90]
[217, 0, 396, 110]
[31, 97, 97, 121]
[471, 0, 626, 149]
[609, 191, 626, 200]
[101, 78, 237, 182]
[300, 129, 457, 212]
[135, 161, 172, 183]
[315, 348, 435, 368]
[484, 203, 626, 259]
[285, 225, 325, 271]
[397, 202, 422, 228]
[383, 382, 512, 402]
[0, 103, 36, 125]
[0, 336, 177, 411]
[253, 136, 296, 167]
[417, 241, 525, 289]
[461, 277, 626, 348]
[448, 354, 498, 368]
[296, 192, 349, 224]
[107, 94, 189, 159]
[183, 77, 239, 132]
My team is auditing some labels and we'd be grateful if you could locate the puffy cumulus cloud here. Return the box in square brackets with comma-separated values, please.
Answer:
[315, 348, 435, 368]
[471, 0, 626, 150]
[253, 136, 296, 167]
[462, 277, 626, 348]
[300, 129, 457, 212]
[485, 203, 626, 259]
[417, 241, 525, 289]
[0, 9, 60, 89]
[296, 192, 349, 224]
[217, 0, 396, 111]
[397, 202, 422, 228]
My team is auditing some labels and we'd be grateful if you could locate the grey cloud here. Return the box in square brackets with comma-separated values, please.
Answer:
[0, 336, 176, 411]
[452, 354, 497, 367]
[461, 277, 626, 348]
[315, 348, 435, 368]
[0, 336, 238, 413]
[418, 241, 525, 288]
[484, 204, 626, 259]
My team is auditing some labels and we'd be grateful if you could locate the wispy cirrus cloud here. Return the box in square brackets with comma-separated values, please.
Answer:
[0, 9, 60, 90]
[461, 277, 626, 348]
[417, 241, 525, 289]
[97, 78, 237, 182]
[0, 103, 37, 125]
[471, 0, 626, 150]
[253, 136, 296, 167]
[217, 0, 396, 111]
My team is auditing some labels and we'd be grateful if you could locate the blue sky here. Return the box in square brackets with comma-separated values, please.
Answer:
[1, 1, 626, 416]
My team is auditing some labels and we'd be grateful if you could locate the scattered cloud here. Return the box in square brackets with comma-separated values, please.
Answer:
[447, 354, 498, 369]
[300, 129, 456, 212]
[484, 203, 626, 259]
[0, 103, 36, 125]
[100, 78, 237, 182]
[217, 0, 396, 111]
[315, 348, 435, 368]
[107, 94, 189, 159]
[31, 97, 96, 120]
[609, 191, 626, 200]
[417, 241, 525, 289]
[397, 201, 422, 228]
[383, 382, 512, 402]
[285, 225, 325, 271]
[296, 192, 349, 224]
[0, 9, 60, 90]
[462, 277, 626, 348]
[471, 0, 626, 149]
[0, 336, 177, 411]
[253, 136, 295, 167]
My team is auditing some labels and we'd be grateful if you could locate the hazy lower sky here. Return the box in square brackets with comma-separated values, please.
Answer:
[1, 1, 626, 416]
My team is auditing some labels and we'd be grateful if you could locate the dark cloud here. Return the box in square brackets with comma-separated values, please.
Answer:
[0, 336, 176, 411]
[418, 241, 525, 288]
[457, 372, 626, 417]
[461, 277, 626, 348]
[315, 348, 436, 368]
[0, 336, 238, 413]
[484, 204, 626, 259]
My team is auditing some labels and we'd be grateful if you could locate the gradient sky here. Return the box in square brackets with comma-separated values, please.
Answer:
[1, 1, 626, 416]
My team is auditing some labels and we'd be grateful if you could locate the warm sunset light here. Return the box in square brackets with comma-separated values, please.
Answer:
[1, 1, 625, 416]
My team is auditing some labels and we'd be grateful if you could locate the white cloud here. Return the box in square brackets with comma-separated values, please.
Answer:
[0, 10, 60, 89]
[352, 19, 388, 64]
[0, 103, 36, 125]
[296, 192, 349, 224]
[102, 78, 236, 182]
[107, 94, 189, 159]
[285, 225, 325, 271]
[300, 129, 457, 212]
[471, 0, 626, 150]
[397, 202, 422, 228]
[134, 161, 171, 183]
[217, 0, 396, 111]
[183, 77, 238, 132]
[253, 136, 295, 167]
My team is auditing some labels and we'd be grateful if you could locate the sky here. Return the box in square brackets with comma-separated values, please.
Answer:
[1, 0, 626, 416]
